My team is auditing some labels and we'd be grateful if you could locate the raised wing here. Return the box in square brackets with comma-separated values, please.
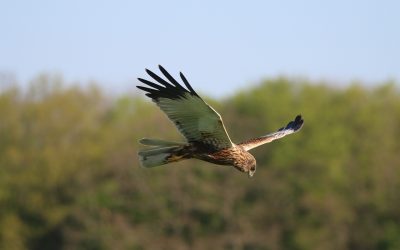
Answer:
[238, 115, 304, 151]
[137, 65, 233, 151]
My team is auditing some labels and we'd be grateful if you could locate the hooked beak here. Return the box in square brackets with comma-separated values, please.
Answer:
[248, 169, 256, 178]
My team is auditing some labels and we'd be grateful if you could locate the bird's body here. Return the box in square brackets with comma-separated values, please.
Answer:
[202, 145, 257, 174]
[165, 142, 256, 173]
[137, 65, 303, 177]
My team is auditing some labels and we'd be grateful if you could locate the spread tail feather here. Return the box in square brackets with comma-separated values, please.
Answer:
[138, 138, 188, 168]
[139, 138, 185, 146]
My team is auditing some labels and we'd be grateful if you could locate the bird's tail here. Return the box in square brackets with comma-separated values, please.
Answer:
[138, 138, 189, 168]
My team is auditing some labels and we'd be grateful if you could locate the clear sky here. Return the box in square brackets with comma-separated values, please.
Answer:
[1, 0, 399, 97]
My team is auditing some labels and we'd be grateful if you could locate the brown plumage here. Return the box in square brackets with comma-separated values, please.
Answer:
[137, 65, 304, 177]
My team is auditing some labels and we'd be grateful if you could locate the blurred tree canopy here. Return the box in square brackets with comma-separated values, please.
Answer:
[0, 75, 399, 250]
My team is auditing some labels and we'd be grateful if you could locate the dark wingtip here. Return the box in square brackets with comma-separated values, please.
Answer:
[279, 115, 304, 132]
[179, 71, 200, 97]
[293, 114, 304, 131]
[137, 66, 199, 100]
[136, 79, 144, 89]
[137, 77, 146, 83]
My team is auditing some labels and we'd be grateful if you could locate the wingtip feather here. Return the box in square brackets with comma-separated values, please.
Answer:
[179, 72, 199, 97]
[293, 114, 304, 131]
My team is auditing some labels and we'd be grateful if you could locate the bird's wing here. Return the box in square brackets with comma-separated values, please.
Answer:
[137, 65, 233, 151]
[238, 115, 304, 151]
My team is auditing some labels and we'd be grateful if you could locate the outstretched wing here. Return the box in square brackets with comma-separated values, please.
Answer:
[238, 115, 304, 151]
[137, 65, 233, 151]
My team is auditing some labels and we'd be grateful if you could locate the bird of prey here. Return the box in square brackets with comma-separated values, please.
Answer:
[137, 65, 304, 177]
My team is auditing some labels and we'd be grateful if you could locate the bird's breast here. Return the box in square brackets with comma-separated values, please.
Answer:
[193, 145, 252, 167]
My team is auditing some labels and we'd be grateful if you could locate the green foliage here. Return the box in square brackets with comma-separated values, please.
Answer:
[0, 75, 399, 250]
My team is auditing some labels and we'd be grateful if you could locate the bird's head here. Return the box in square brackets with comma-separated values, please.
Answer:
[248, 161, 256, 178]
[233, 147, 257, 177]
[245, 154, 257, 178]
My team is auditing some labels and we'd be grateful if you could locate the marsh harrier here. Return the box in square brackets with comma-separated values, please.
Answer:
[137, 65, 304, 177]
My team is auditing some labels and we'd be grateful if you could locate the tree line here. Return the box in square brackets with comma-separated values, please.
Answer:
[0, 75, 399, 250]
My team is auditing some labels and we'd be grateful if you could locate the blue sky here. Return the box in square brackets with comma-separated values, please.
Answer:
[1, 0, 399, 97]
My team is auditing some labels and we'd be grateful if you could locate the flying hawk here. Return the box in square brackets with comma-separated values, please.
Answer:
[137, 65, 304, 177]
